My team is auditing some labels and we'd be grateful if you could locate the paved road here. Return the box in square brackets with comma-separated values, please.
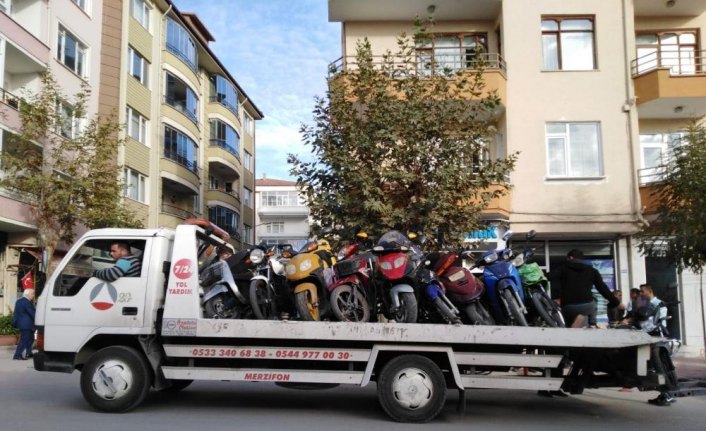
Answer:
[2, 347, 706, 431]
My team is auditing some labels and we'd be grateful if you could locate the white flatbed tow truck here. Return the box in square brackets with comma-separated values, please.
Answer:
[33, 221, 677, 422]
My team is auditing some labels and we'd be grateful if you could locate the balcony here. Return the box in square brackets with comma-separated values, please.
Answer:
[638, 166, 666, 217]
[257, 204, 309, 218]
[328, 0, 501, 21]
[477, 184, 512, 220]
[206, 187, 240, 208]
[631, 50, 706, 119]
[328, 52, 507, 108]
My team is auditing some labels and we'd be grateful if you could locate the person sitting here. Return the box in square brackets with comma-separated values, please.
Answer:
[94, 241, 142, 282]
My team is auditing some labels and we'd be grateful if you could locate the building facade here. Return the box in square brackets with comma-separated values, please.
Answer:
[0, 0, 261, 313]
[328, 0, 706, 355]
[254, 178, 310, 250]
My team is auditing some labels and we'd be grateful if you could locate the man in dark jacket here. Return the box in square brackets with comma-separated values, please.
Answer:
[550, 249, 619, 327]
[12, 289, 36, 360]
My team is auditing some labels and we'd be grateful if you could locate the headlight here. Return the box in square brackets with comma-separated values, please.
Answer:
[250, 248, 265, 265]
[483, 252, 498, 264]
[286, 264, 296, 275]
[299, 259, 313, 272]
[380, 261, 393, 270]
[393, 256, 406, 268]
[511, 254, 524, 267]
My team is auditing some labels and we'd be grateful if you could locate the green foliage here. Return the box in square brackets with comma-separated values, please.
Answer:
[289, 19, 517, 247]
[0, 72, 142, 273]
[638, 121, 706, 273]
[0, 313, 19, 336]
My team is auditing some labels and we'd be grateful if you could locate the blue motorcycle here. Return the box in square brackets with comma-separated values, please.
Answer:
[474, 231, 528, 326]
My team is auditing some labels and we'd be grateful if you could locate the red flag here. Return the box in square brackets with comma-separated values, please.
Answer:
[21, 271, 34, 290]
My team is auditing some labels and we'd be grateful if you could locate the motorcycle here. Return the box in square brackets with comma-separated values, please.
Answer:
[423, 250, 495, 325]
[286, 239, 336, 321]
[328, 230, 375, 322]
[512, 230, 565, 327]
[188, 218, 254, 319]
[474, 230, 528, 326]
[248, 243, 295, 320]
[370, 230, 419, 323]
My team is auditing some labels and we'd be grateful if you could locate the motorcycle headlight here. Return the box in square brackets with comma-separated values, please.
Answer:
[393, 256, 406, 268]
[286, 264, 296, 275]
[483, 252, 498, 264]
[299, 259, 313, 272]
[250, 248, 265, 265]
[511, 254, 524, 267]
[380, 261, 393, 270]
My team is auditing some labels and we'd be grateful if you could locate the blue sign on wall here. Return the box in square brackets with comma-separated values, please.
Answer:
[464, 227, 498, 240]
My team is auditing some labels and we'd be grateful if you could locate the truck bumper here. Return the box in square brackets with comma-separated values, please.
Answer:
[33, 351, 76, 373]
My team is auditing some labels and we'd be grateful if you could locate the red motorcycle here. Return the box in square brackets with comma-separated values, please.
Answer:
[370, 230, 419, 323]
[426, 250, 495, 325]
[328, 230, 375, 322]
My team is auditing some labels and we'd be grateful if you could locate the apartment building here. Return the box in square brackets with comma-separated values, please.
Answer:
[0, 0, 106, 313]
[328, 0, 706, 355]
[0, 0, 261, 313]
[254, 178, 310, 250]
[115, 0, 262, 248]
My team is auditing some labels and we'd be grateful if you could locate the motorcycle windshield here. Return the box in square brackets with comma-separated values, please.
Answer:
[377, 230, 412, 250]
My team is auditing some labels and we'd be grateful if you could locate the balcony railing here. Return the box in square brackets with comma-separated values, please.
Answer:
[208, 186, 240, 201]
[163, 96, 198, 123]
[0, 87, 22, 110]
[329, 51, 507, 78]
[209, 139, 240, 158]
[163, 150, 200, 177]
[631, 50, 705, 77]
[208, 96, 240, 119]
[161, 203, 197, 219]
[166, 42, 197, 71]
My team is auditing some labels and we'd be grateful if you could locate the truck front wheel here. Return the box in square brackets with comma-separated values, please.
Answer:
[80, 346, 152, 412]
[377, 354, 446, 423]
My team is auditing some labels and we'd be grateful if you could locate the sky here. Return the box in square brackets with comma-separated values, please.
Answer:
[172, 0, 341, 181]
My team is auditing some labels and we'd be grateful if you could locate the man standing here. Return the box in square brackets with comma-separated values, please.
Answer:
[12, 289, 36, 360]
[550, 249, 620, 327]
[94, 241, 142, 282]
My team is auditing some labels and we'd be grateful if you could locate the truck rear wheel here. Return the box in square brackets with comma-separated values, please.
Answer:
[80, 346, 152, 413]
[377, 355, 446, 423]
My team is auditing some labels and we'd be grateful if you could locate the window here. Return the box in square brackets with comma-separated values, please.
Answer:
[72, 0, 87, 12]
[165, 72, 198, 122]
[244, 151, 252, 171]
[128, 47, 149, 86]
[416, 33, 488, 75]
[209, 75, 239, 114]
[209, 119, 240, 156]
[163, 125, 198, 173]
[639, 132, 684, 183]
[546, 122, 603, 178]
[193, 194, 200, 213]
[56, 101, 80, 139]
[635, 31, 698, 75]
[243, 224, 252, 243]
[209, 205, 239, 236]
[260, 191, 302, 207]
[0, 0, 8, 13]
[542, 17, 595, 71]
[123, 167, 148, 203]
[126, 106, 148, 145]
[57, 25, 87, 78]
[266, 222, 285, 234]
[131, 0, 151, 30]
[166, 17, 196, 70]
[243, 114, 254, 135]
[53, 239, 146, 297]
[243, 188, 252, 207]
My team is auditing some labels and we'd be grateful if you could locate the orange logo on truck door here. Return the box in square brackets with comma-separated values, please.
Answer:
[173, 259, 194, 279]
[90, 282, 117, 310]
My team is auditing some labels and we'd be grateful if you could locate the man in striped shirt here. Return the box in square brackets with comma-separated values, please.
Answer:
[94, 241, 142, 282]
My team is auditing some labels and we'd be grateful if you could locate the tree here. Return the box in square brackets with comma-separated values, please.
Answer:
[637, 121, 706, 273]
[0, 72, 142, 275]
[288, 20, 517, 246]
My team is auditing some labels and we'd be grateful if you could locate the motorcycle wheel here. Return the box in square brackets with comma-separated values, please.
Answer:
[295, 290, 320, 321]
[501, 288, 528, 326]
[330, 284, 371, 322]
[464, 302, 495, 325]
[530, 291, 564, 327]
[204, 293, 237, 319]
[249, 279, 277, 320]
[391, 292, 418, 323]
[432, 297, 461, 324]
